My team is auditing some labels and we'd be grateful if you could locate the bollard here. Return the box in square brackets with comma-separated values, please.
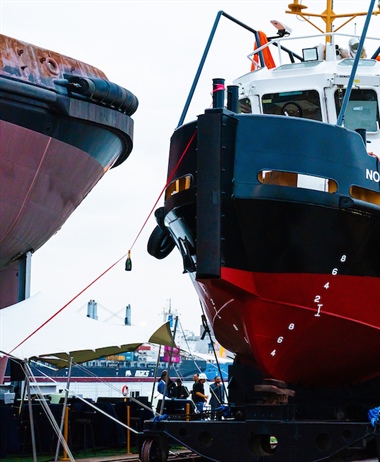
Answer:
[126, 405, 131, 454]
[212, 78, 225, 108]
[59, 406, 70, 461]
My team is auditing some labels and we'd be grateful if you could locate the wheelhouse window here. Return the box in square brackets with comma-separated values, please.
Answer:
[262, 90, 322, 121]
[258, 170, 337, 193]
[165, 175, 192, 200]
[334, 89, 379, 132]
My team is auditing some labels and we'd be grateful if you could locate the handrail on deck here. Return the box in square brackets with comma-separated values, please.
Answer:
[177, 11, 260, 128]
[248, 31, 380, 69]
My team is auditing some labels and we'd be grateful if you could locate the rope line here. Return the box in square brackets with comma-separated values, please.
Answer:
[0, 138, 52, 246]
[9, 129, 198, 355]
[22, 362, 76, 462]
[9, 257, 124, 355]
[129, 129, 197, 251]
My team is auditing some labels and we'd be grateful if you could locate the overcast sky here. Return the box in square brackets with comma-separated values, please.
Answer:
[1, 1, 378, 334]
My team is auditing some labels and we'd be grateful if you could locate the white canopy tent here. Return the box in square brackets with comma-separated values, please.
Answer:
[0, 292, 176, 462]
[0, 292, 175, 368]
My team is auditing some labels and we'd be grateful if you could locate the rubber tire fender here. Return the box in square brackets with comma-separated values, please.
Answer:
[147, 225, 175, 260]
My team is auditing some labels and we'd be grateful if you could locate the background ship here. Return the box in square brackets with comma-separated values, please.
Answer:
[0, 34, 138, 380]
[22, 300, 230, 385]
[27, 342, 207, 383]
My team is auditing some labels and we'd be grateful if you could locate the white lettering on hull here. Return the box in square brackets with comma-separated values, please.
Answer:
[366, 169, 380, 183]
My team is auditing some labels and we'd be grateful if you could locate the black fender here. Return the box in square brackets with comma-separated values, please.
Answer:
[147, 225, 175, 260]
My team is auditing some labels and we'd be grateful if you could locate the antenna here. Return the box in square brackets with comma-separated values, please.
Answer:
[286, 0, 380, 43]
[270, 20, 292, 36]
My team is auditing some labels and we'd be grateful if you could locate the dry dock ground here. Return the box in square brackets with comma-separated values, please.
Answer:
[69, 456, 376, 462]
[74, 453, 377, 462]
[5, 448, 204, 462]
[3, 454, 376, 462]
[77, 448, 203, 461]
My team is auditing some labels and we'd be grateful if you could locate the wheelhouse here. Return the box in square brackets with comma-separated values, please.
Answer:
[235, 34, 380, 145]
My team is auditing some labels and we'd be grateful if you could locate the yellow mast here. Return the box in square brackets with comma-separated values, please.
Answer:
[286, 0, 380, 42]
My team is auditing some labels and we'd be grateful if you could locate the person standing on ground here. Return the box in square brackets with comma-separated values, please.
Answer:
[173, 378, 189, 399]
[157, 371, 175, 397]
[190, 373, 199, 402]
[209, 376, 225, 419]
[193, 373, 208, 413]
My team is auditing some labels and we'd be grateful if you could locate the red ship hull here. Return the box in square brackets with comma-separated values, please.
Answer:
[194, 269, 380, 387]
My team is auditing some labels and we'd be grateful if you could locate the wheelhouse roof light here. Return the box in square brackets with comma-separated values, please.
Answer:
[302, 47, 319, 62]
